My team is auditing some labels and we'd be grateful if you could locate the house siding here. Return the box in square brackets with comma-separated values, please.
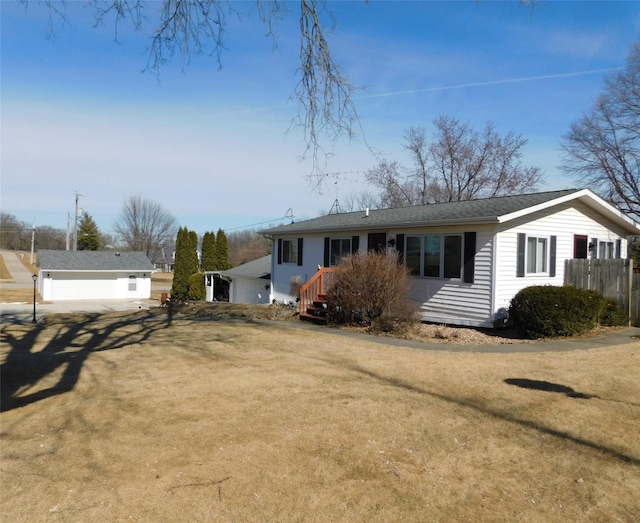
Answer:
[405, 227, 494, 327]
[272, 227, 496, 327]
[494, 200, 630, 314]
[42, 272, 150, 301]
[271, 235, 327, 303]
[230, 277, 270, 304]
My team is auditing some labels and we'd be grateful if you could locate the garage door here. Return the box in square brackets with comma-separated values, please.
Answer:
[50, 273, 118, 300]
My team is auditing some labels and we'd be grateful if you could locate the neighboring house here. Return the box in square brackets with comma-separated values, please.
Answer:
[263, 189, 640, 328]
[205, 255, 271, 304]
[37, 250, 155, 301]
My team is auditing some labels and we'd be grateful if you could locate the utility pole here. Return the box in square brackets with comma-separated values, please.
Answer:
[66, 212, 71, 251]
[30, 220, 35, 265]
[73, 191, 82, 251]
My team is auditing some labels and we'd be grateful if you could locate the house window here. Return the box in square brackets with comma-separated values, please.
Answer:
[282, 239, 298, 264]
[526, 236, 548, 274]
[128, 275, 137, 292]
[598, 241, 614, 259]
[405, 234, 462, 279]
[330, 238, 352, 266]
[405, 236, 422, 275]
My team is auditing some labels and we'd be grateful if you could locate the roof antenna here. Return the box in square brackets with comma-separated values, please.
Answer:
[329, 199, 342, 214]
[284, 208, 294, 223]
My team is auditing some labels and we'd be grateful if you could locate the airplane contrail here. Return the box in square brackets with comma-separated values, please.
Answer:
[356, 67, 623, 100]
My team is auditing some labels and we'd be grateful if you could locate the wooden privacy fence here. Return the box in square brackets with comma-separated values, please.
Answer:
[564, 259, 639, 327]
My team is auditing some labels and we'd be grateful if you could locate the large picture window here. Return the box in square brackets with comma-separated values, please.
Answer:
[405, 234, 462, 279]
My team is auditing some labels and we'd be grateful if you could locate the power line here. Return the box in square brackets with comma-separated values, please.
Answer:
[224, 209, 295, 232]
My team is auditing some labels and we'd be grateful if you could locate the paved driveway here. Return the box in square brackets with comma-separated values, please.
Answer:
[0, 250, 36, 288]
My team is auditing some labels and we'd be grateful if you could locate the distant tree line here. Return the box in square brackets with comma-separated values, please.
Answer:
[1, 212, 66, 251]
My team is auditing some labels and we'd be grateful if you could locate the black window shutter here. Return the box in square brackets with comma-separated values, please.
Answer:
[277, 238, 282, 265]
[396, 234, 405, 264]
[324, 237, 330, 267]
[549, 236, 557, 277]
[615, 239, 621, 259]
[517, 233, 525, 277]
[463, 232, 476, 284]
[352, 236, 360, 254]
[297, 238, 304, 266]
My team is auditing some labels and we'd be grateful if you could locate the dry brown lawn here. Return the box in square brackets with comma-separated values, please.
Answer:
[0, 256, 12, 281]
[1, 309, 639, 522]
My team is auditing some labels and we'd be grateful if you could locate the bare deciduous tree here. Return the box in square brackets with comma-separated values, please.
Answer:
[561, 42, 640, 220]
[113, 195, 178, 262]
[366, 116, 544, 207]
[227, 229, 271, 267]
[28, 1, 539, 187]
[28, 0, 358, 185]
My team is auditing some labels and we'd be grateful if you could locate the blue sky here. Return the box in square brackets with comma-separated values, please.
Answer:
[2, 1, 639, 238]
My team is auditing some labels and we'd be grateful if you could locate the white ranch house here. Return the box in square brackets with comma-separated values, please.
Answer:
[263, 189, 640, 328]
[37, 250, 155, 301]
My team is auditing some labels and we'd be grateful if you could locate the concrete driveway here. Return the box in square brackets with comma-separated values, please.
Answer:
[0, 249, 36, 288]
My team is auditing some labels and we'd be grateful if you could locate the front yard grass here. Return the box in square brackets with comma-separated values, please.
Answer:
[1, 311, 639, 521]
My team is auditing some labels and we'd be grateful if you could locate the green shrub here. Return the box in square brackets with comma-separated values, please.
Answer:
[188, 272, 206, 301]
[598, 297, 628, 326]
[326, 251, 419, 333]
[509, 285, 626, 339]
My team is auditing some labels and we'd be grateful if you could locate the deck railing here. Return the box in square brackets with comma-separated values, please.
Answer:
[298, 267, 337, 318]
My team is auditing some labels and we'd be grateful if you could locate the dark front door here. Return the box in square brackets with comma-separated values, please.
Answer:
[368, 232, 387, 253]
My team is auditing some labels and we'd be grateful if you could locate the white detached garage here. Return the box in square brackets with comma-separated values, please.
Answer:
[37, 250, 155, 301]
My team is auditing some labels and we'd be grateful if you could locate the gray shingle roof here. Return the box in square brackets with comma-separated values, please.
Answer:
[206, 255, 271, 279]
[38, 250, 155, 272]
[262, 189, 583, 235]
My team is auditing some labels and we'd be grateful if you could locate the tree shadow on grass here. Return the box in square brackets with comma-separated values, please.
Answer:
[504, 378, 593, 399]
[324, 357, 640, 466]
[0, 311, 172, 413]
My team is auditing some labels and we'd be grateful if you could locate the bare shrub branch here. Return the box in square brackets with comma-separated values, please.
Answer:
[327, 251, 418, 331]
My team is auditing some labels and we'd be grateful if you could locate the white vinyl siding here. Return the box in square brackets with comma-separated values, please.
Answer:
[270, 235, 326, 303]
[43, 272, 151, 301]
[493, 200, 629, 315]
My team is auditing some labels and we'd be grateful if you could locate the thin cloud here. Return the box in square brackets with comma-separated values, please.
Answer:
[358, 68, 622, 100]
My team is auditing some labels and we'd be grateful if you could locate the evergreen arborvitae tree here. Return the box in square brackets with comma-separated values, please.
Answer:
[188, 272, 206, 300]
[214, 228, 231, 270]
[77, 211, 103, 251]
[171, 227, 201, 301]
[201, 231, 216, 272]
[171, 227, 190, 300]
[188, 230, 200, 274]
